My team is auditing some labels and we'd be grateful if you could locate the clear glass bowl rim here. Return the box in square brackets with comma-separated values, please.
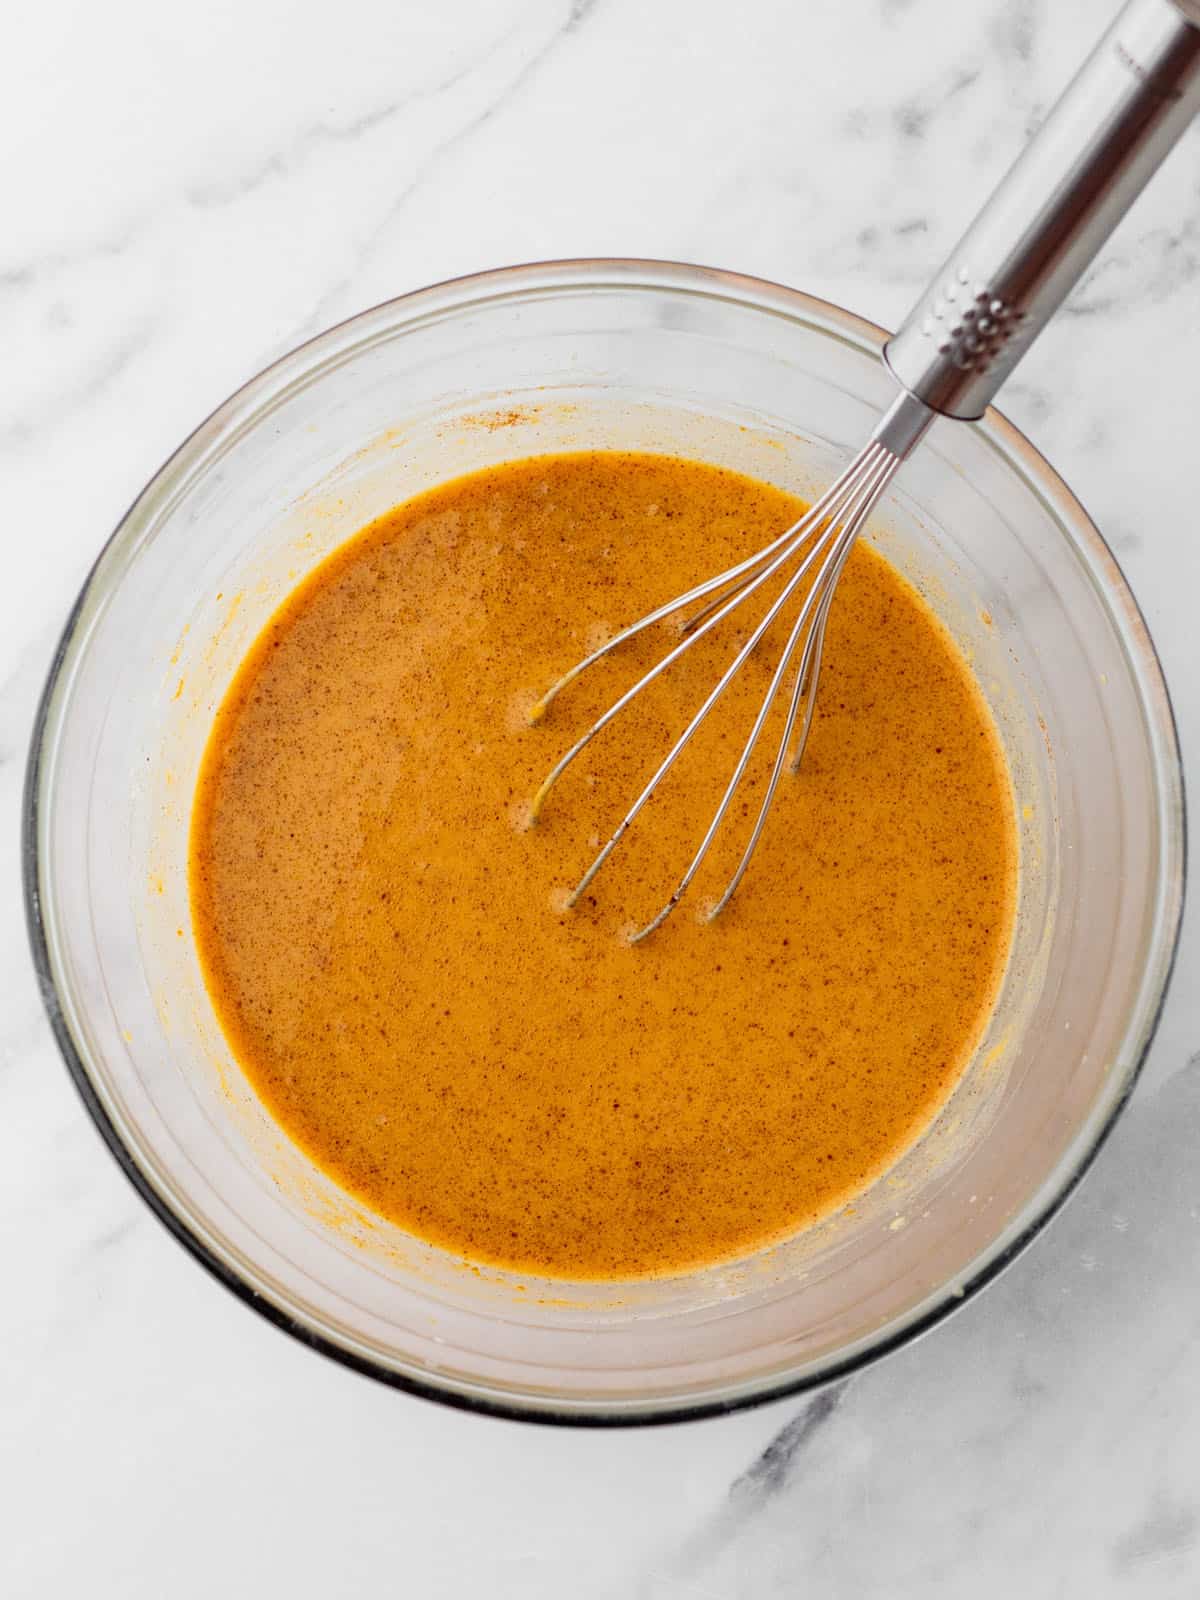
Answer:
[23, 257, 1187, 1427]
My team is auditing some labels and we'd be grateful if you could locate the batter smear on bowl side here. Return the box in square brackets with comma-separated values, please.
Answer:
[189, 452, 1016, 1279]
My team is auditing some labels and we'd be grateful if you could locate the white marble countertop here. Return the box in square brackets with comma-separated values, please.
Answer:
[4, 0, 1199, 1593]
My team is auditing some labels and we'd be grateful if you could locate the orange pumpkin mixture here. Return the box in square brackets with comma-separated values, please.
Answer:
[190, 452, 1016, 1278]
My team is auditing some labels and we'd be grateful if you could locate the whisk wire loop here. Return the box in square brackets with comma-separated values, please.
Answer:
[706, 453, 903, 925]
[629, 448, 899, 941]
[531, 392, 935, 935]
[529, 440, 881, 827]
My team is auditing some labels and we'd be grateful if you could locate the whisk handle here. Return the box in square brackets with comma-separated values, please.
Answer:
[884, 0, 1200, 421]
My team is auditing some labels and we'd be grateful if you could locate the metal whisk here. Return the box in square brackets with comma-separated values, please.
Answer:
[531, 0, 1200, 940]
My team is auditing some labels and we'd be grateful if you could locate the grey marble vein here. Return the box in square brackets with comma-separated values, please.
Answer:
[0, 14, 529, 289]
[651, 1386, 851, 1592]
[1065, 206, 1200, 316]
[730, 1386, 850, 1508]
[0, 226, 140, 296]
[1112, 1497, 1200, 1575]
[183, 18, 528, 214]
[293, 0, 602, 340]
[0, 313, 160, 455]
[655, 1060, 1200, 1596]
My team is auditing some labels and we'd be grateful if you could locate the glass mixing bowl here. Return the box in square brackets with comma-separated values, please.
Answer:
[25, 260, 1184, 1424]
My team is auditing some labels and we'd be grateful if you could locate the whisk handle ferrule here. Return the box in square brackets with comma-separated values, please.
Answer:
[884, 0, 1200, 421]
